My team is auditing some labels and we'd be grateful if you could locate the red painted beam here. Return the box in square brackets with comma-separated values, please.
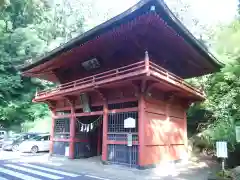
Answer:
[53, 108, 138, 119]
[53, 138, 89, 143]
[55, 97, 137, 111]
[144, 143, 185, 146]
[107, 140, 138, 145]
[108, 107, 138, 113]
[75, 111, 103, 117]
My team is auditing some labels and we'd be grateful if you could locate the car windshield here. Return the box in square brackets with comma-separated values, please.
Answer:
[30, 135, 44, 140]
[14, 136, 25, 142]
[28, 134, 48, 141]
[14, 134, 36, 142]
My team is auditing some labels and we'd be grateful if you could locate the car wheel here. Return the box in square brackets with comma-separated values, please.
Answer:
[31, 146, 38, 154]
[12, 145, 19, 152]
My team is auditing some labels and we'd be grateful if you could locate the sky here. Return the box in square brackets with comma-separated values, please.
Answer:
[168, 0, 238, 25]
[83, 0, 239, 36]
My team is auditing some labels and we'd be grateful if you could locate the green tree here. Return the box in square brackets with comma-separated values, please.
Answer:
[187, 20, 240, 151]
[0, 0, 85, 128]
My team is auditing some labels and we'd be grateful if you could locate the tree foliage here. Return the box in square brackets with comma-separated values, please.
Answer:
[187, 20, 240, 151]
[0, 0, 85, 128]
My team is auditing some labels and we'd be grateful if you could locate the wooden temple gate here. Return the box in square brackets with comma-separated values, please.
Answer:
[21, 0, 222, 169]
[46, 70, 191, 168]
[49, 86, 140, 167]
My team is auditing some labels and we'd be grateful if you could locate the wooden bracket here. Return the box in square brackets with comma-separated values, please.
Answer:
[131, 79, 149, 96]
[131, 81, 140, 97]
[164, 91, 176, 103]
[182, 99, 194, 109]
[64, 95, 75, 106]
[45, 100, 56, 110]
[145, 82, 157, 95]
[94, 88, 106, 101]
[141, 79, 147, 93]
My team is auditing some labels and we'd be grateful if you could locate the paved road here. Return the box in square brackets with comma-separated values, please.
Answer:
[0, 150, 112, 179]
[0, 161, 104, 180]
[0, 160, 110, 180]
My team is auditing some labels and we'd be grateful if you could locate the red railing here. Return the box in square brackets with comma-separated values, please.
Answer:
[36, 61, 145, 97]
[35, 60, 204, 99]
[149, 61, 204, 96]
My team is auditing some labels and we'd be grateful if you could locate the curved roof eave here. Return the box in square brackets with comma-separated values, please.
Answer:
[155, 0, 224, 69]
[20, 0, 224, 73]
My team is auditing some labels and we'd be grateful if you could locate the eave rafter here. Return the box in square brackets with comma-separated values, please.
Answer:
[94, 88, 107, 101]
[145, 82, 158, 95]
[45, 100, 57, 110]
[64, 95, 75, 106]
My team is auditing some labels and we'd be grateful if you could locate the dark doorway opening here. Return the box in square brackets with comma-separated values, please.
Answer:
[75, 115, 103, 158]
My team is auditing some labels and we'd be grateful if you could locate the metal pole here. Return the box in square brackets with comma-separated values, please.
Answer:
[129, 129, 131, 168]
[222, 158, 225, 177]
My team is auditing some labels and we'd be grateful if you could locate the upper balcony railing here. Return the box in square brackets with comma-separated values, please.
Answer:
[35, 60, 205, 99]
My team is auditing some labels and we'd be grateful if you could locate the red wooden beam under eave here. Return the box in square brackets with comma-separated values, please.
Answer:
[53, 138, 89, 143]
[52, 108, 138, 119]
[54, 97, 138, 111]
[33, 76, 204, 104]
[107, 140, 139, 145]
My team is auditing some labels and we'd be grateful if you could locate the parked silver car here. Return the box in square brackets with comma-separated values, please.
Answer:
[2, 132, 41, 151]
[18, 134, 50, 153]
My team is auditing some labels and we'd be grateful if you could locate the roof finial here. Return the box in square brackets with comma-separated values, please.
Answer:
[150, 5, 156, 11]
[145, 50, 149, 61]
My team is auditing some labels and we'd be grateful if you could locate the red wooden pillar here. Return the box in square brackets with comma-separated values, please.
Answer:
[50, 108, 56, 155]
[102, 101, 108, 162]
[97, 120, 102, 156]
[165, 101, 171, 160]
[69, 101, 76, 159]
[183, 101, 191, 152]
[183, 108, 188, 150]
[138, 51, 149, 166]
[138, 91, 145, 167]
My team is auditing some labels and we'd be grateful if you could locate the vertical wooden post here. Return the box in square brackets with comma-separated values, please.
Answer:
[183, 109, 188, 152]
[165, 101, 171, 160]
[138, 81, 146, 167]
[69, 101, 75, 159]
[145, 51, 150, 72]
[102, 101, 108, 162]
[182, 101, 191, 155]
[97, 121, 101, 156]
[50, 108, 56, 156]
